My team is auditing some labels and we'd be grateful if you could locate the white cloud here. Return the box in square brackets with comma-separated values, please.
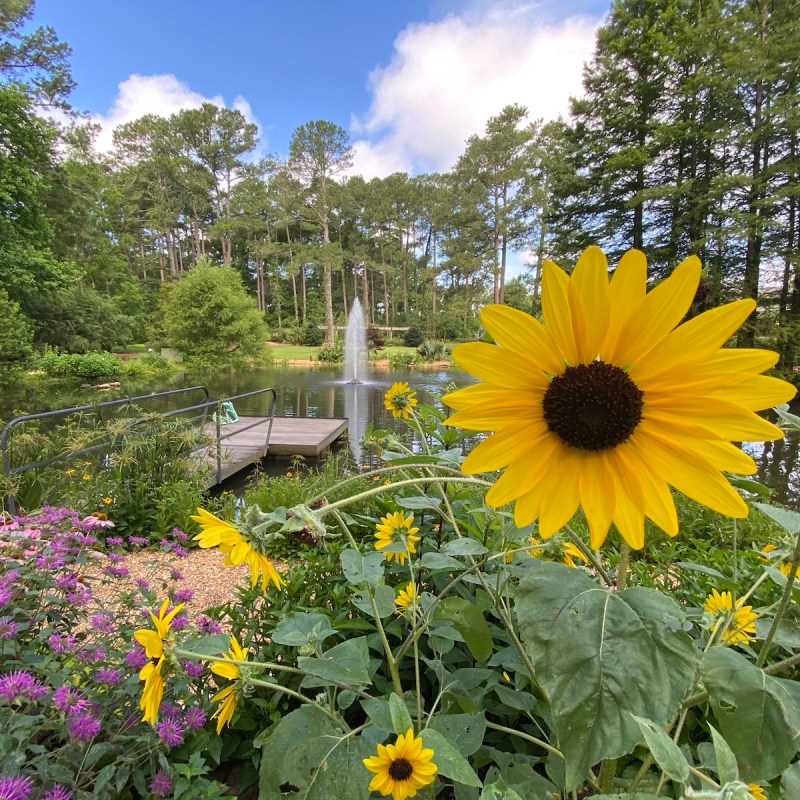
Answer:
[89, 74, 263, 154]
[350, 6, 600, 178]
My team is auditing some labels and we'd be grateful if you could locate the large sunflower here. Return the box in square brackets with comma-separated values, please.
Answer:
[443, 247, 795, 549]
[363, 728, 437, 800]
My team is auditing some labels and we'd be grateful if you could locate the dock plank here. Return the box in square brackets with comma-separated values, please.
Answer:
[197, 416, 348, 486]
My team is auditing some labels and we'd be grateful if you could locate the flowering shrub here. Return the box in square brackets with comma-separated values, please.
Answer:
[0, 508, 230, 798]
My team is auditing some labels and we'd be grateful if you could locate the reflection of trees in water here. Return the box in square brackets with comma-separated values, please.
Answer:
[754, 435, 800, 509]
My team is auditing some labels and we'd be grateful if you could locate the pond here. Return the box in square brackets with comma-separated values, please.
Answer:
[3, 364, 800, 508]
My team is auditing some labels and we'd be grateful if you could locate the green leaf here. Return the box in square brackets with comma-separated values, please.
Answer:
[727, 476, 771, 497]
[258, 706, 373, 800]
[781, 761, 800, 797]
[271, 612, 337, 647]
[361, 698, 393, 732]
[480, 777, 525, 800]
[631, 715, 689, 784]
[434, 597, 493, 662]
[183, 633, 232, 656]
[441, 539, 489, 557]
[429, 713, 486, 757]
[398, 495, 442, 511]
[389, 693, 414, 734]
[340, 548, 385, 587]
[93, 764, 116, 797]
[420, 728, 482, 788]
[515, 562, 696, 790]
[702, 646, 800, 781]
[351, 585, 395, 618]
[754, 502, 800, 534]
[708, 724, 739, 784]
[421, 552, 464, 570]
[299, 636, 371, 687]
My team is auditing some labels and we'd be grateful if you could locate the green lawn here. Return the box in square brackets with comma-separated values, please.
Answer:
[267, 343, 437, 363]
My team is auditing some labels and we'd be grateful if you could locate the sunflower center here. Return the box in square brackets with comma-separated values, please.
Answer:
[388, 758, 414, 781]
[542, 361, 643, 451]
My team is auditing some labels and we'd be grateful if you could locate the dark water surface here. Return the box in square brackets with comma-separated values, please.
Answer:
[3, 365, 800, 508]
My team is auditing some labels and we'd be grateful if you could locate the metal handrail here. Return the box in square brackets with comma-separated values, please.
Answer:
[2, 385, 211, 513]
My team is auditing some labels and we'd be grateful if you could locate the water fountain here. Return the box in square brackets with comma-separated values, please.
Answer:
[343, 298, 368, 384]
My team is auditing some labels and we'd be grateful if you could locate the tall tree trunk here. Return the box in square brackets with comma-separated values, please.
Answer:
[383, 271, 390, 329]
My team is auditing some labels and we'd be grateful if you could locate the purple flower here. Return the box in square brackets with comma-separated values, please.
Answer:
[105, 536, 123, 546]
[67, 713, 101, 742]
[43, 786, 73, 800]
[172, 545, 189, 558]
[168, 568, 184, 581]
[173, 587, 194, 603]
[77, 645, 105, 664]
[172, 528, 188, 541]
[148, 771, 171, 796]
[95, 668, 122, 685]
[170, 615, 189, 630]
[157, 718, 185, 747]
[35, 554, 66, 570]
[135, 578, 151, 591]
[181, 660, 204, 678]
[0, 671, 43, 702]
[48, 633, 76, 653]
[183, 705, 206, 729]
[53, 685, 89, 716]
[0, 588, 13, 607]
[197, 615, 222, 634]
[159, 701, 182, 719]
[53, 572, 78, 590]
[159, 539, 171, 549]
[0, 618, 17, 639]
[80, 515, 114, 530]
[65, 586, 91, 606]
[125, 648, 148, 669]
[106, 552, 125, 564]
[129, 535, 148, 546]
[103, 565, 129, 578]
[0, 775, 34, 800]
[90, 613, 115, 634]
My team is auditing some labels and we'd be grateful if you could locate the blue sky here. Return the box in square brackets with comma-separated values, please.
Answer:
[31, 0, 610, 177]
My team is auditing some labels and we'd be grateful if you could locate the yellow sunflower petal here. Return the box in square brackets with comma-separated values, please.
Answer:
[708, 374, 796, 411]
[614, 254, 701, 366]
[480, 304, 564, 375]
[630, 299, 756, 382]
[542, 260, 579, 365]
[484, 434, 560, 504]
[603, 248, 648, 361]
[462, 425, 549, 474]
[538, 453, 582, 537]
[577, 454, 615, 549]
[450, 342, 548, 389]
[569, 245, 610, 362]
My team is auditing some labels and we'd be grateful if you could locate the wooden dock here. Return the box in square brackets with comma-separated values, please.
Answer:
[199, 415, 348, 485]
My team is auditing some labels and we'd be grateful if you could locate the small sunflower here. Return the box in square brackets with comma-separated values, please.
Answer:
[192, 508, 284, 592]
[102, 496, 113, 505]
[138, 657, 165, 725]
[444, 246, 795, 550]
[529, 537, 588, 568]
[363, 727, 437, 800]
[133, 598, 185, 724]
[375, 512, 421, 564]
[748, 784, 767, 800]
[395, 582, 417, 612]
[704, 589, 757, 645]
[384, 382, 418, 420]
[210, 636, 249, 734]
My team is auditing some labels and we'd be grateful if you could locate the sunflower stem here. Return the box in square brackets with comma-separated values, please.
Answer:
[616, 541, 631, 591]
[484, 721, 563, 758]
[756, 527, 800, 668]
[565, 525, 614, 587]
[330, 509, 404, 696]
[248, 678, 346, 726]
[598, 758, 617, 792]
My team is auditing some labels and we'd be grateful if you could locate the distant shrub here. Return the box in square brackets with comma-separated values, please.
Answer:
[388, 350, 419, 369]
[366, 327, 385, 349]
[33, 350, 122, 382]
[402, 325, 424, 347]
[317, 344, 344, 363]
[417, 340, 451, 362]
[432, 314, 467, 341]
[119, 351, 173, 378]
[300, 322, 324, 347]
